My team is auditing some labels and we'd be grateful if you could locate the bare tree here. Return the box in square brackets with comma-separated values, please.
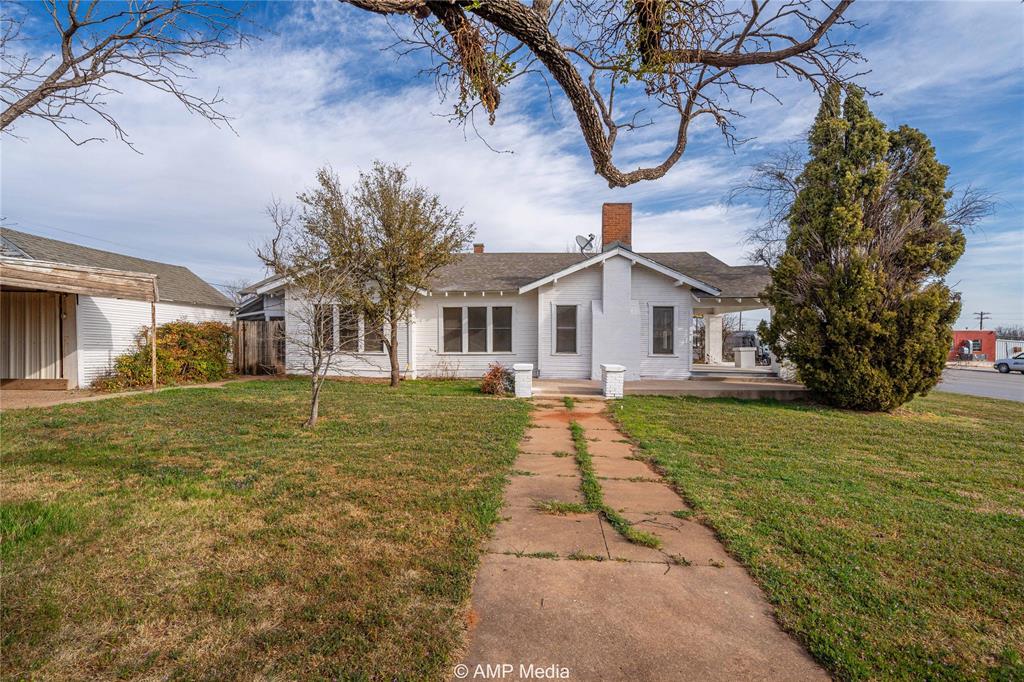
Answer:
[994, 325, 1024, 341]
[303, 163, 474, 388]
[734, 140, 997, 268]
[1, 1, 245, 149]
[218, 277, 252, 305]
[256, 202, 360, 428]
[340, 0, 861, 187]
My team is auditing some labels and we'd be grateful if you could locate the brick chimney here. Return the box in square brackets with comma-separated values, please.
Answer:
[473, 243, 485, 254]
[601, 203, 632, 250]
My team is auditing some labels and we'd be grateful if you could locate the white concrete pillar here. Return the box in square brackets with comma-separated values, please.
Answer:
[705, 314, 724, 364]
[734, 347, 756, 369]
[513, 363, 533, 398]
[601, 363, 626, 399]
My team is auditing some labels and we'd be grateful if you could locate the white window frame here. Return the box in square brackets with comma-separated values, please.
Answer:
[437, 303, 516, 355]
[647, 302, 680, 358]
[551, 303, 580, 356]
[322, 303, 388, 355]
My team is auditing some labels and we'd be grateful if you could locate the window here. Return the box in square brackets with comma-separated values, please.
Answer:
[364, 319, 385, 353]
[971, 339, 982, 352]
[441, 305, 514, 353]
[652, 306, 674, 355]
[314, 304, 334, 351]
[468, 306, 488, 352]
[555, 305, 577, 354]
[443, 307, 463, 352]
[492, 306, 512, 352]
[338, 306, 359, 352]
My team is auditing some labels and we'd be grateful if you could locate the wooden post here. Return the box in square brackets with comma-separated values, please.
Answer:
[150, 301, 157, 390]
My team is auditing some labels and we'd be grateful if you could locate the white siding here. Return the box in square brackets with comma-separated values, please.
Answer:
[537, 267, 601, 379]
[77, 296, 231, 387]
[415, 293, 537, 377]
[631, 267, 693, 379]
[591, 255, 642, 379]
[283, 287, 409, 378]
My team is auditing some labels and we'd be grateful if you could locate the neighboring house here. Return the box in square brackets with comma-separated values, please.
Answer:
[250, 204, 770, 381]
[949, 330, 996, 361]
[235, 275, 285, 321]
[0, 228, 233, 388]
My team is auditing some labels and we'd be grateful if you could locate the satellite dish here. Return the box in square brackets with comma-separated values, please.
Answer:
[575, 233, 596, 253]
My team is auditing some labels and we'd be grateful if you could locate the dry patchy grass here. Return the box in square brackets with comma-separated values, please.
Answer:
[1, 378, 530, 680]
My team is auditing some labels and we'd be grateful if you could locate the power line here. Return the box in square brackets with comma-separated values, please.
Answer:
[973, 311, 991, 329]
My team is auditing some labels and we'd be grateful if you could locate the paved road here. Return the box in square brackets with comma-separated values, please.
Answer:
[936, 368, 1024, 402]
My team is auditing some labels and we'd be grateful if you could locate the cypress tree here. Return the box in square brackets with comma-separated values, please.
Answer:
[759, 85, 966, 411]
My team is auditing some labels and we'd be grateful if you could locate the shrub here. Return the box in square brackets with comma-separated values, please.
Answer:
[94, 320, 232, 390]
[480, 362, 514, 396]
[760, 85, 965, 411]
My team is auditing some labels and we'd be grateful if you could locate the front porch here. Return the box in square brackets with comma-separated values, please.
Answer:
[533, 373, 807, 401]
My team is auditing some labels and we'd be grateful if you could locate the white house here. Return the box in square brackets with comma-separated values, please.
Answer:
[0, 228, 233, 389]
[247, 204, 770, 381]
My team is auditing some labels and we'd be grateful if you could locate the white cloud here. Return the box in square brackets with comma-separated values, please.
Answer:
[0, 0, 1020, 325]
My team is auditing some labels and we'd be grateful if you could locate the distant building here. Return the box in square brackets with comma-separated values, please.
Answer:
[949, 330, 996, 361]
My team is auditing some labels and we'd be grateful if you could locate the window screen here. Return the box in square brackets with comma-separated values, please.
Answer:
[315, 304, 335, 351]
[652, 306, 674, 355]
[555, 305, 577, 354]
[443, 307, 463, 352]
[468, 307, 488, 352]
[364, 318, 385, 353]
[492, 306, 512, 352]
[337, 306, 359, 352]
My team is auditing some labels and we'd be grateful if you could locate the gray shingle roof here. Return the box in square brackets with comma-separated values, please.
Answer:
[429, 250, 769, 298]
[1, 228, 233, 308]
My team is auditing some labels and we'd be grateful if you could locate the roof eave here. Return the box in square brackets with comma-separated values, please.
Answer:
[516, 246, 722, 296]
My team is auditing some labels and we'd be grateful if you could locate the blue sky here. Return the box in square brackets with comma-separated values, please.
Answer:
[2, 1, 1022, 330]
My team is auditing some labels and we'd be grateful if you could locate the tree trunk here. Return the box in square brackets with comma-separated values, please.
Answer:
[306, 375, 321, 428]
[388, 313, 400, 388]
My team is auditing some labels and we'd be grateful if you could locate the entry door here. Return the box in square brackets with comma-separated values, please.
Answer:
[1, 292, 62, 379]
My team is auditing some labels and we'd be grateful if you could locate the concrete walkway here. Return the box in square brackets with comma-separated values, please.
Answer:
[0, 376, 275, 411]
[459, 399, 826, 681]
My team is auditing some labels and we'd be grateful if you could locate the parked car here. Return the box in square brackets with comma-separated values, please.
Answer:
[994, 352, 1024, 374]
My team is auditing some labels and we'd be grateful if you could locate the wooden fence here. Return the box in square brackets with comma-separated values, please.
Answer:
[233, 320, 285, 375]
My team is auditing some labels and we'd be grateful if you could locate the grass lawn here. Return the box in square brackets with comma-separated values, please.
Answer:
[613, 391, 1024, 680]
[1, 378, 530, 680]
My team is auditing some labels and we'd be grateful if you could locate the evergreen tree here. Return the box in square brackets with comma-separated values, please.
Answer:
[759, 84, 966, 411]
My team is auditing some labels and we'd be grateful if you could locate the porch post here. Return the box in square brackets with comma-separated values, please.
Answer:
[150, 302, 157, 390]
[705, 314, 724, 364]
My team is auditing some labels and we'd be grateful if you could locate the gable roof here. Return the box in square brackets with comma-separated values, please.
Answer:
[429, 250, 768, 298]
[0, 228, 233, 308]
[516, 246, 722, 295]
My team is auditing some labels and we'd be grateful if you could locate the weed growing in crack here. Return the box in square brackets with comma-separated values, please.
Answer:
[570, 421, 661, 549]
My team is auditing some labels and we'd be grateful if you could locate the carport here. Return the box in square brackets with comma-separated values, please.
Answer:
[0, 257, 158, 390]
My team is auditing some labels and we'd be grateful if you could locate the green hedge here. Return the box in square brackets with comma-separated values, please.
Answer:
[94, 321, 232, 390]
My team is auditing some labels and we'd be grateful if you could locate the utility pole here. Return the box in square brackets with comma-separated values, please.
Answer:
[974, 311, 990, 329]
